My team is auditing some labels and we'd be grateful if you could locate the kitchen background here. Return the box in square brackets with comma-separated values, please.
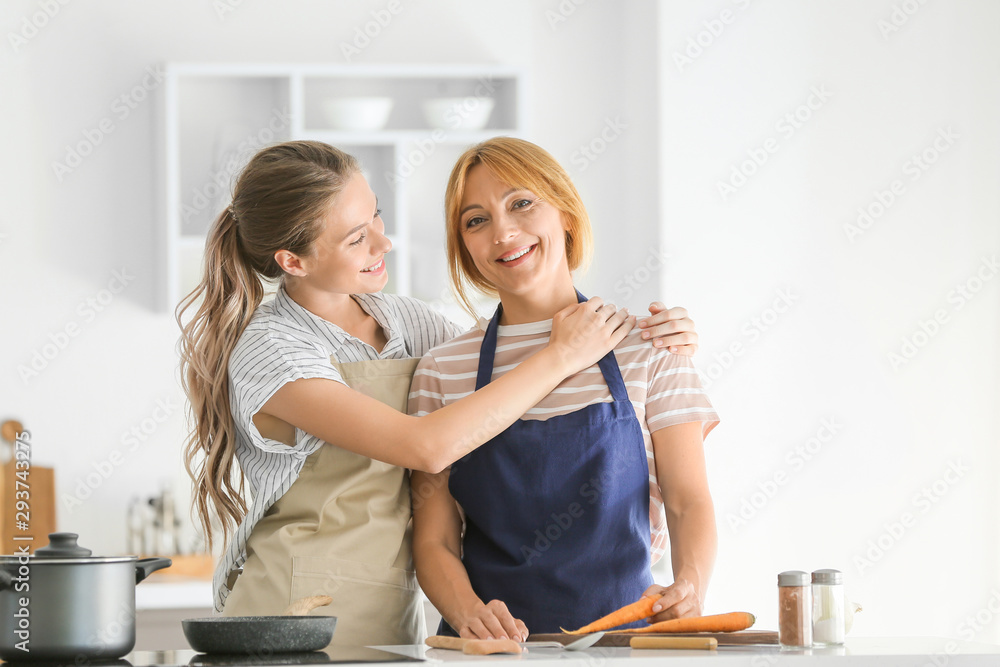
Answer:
[1, 0, 997, 645]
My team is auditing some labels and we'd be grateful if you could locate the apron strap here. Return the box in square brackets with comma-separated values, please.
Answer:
[475, 291, 631, 404]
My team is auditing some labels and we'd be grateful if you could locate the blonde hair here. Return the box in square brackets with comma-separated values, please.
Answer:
[444, 137, 593, 316]
[176, 141, 359, 548]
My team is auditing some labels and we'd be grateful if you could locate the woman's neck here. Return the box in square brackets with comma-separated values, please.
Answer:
[497, 278, 578, 325]
[283, 280, 387, 352]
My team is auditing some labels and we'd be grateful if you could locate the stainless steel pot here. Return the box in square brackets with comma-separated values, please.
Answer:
[0, 532, 171, 661]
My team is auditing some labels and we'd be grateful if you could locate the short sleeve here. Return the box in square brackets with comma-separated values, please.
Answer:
[394, 295, 465, 356]
[644, 349, 720, 438]
[407, 352, 447, 417]
[230, 321, 347, 455]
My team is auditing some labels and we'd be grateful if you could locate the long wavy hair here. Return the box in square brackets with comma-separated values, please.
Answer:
[176, 141, 359, 549]
[444, 137, 594, 317]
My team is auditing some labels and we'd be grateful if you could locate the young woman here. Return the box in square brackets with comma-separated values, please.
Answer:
[177, 141, 698, 646]
[409, 138, 720, 640]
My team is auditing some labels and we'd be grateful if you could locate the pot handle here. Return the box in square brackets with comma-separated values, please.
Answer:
[0, 568, 11, 590]
[135, 557, 172, 584]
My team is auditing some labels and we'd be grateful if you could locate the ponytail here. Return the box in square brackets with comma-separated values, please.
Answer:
[177, 208, 261, 548]
[176, 141, 360, 549]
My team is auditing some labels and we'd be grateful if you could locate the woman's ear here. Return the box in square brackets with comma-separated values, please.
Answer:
[274, 249, 307, 277]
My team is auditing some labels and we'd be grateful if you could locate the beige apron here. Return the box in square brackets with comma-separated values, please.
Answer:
[223, 358, 424, 647]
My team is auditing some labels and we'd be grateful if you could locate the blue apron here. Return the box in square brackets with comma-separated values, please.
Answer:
[441, 292, 654, 635]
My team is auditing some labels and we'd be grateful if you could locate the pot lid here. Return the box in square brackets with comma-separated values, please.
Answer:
[36, 533, 93, 558]
[0, 532, 135, 563]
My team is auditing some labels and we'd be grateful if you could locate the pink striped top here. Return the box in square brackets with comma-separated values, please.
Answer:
[407, 315, 720, 562]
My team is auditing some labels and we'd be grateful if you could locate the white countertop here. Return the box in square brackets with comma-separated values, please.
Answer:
[374, 637, 1000, 666]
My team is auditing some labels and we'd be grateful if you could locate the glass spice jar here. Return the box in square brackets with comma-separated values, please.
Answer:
[812, 568, 845, 646]
[778, 570, 813, 648]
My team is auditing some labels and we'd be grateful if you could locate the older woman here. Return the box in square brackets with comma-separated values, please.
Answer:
[409, 138, 720, 640]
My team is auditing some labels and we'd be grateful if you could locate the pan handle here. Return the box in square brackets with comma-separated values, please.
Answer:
[136, 557, 172, 584]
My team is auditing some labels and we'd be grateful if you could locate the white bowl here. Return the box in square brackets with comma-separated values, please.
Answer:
[421, 96, 496, 131]
[321, 97, 394, 131]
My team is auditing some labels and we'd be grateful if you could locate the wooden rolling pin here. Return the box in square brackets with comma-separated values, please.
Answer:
[426, 635, 523, 655]
[630, 636, 718, 650]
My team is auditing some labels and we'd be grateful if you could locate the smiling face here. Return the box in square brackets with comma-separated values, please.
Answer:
[296, 171, 391, 294]
[458, 164, 574, 300]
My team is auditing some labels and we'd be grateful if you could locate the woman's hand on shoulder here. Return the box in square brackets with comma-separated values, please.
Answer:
[547, 297, 635, 374]
[638, 303, 699, 356]
[454, 599, 529, 642]
[642, 579, 703, 622]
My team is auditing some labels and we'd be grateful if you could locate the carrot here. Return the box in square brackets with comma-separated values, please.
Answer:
[610, 611, 756, 635]
[561, 595, 662, 635]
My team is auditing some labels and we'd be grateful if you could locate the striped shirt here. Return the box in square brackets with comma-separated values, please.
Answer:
[214, 284, 462, 612]
[407, 316, 719, 564]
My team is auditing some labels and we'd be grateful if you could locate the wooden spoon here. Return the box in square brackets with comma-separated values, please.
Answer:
[281, 595, 333, 616]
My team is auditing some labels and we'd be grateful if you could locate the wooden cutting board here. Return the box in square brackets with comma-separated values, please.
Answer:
[528, 630, 779, 646]
[0, 460, 56, 555]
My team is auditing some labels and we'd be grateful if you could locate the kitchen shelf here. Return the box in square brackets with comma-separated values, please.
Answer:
[155, 63, 527, 320]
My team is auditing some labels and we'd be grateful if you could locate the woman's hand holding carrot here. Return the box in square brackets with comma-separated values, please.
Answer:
[453, 599, 529, 642]
[642, 578, 703, 623]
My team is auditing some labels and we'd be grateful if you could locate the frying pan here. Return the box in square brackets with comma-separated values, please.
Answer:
[183, 596, 337, 655]
[188, 650, 331, 666]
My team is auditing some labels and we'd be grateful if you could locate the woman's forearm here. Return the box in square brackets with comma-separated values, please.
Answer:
[652, 423, 717, 607]
[664, 498, 717, 603]
[413, 346, 575, 472]
[264, 303, 634, 473]
[414, 542, 483, 632]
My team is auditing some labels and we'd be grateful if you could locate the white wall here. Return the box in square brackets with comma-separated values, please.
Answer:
[660, 0, 1000, 643]
[0, 1, 660, 555]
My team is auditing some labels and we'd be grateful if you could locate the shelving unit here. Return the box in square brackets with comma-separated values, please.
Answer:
[155, 63, 527, 323]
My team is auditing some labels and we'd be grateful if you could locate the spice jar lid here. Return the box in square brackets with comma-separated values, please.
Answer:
[811, 568, 843, 584]
[777, 570, 810, 586]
